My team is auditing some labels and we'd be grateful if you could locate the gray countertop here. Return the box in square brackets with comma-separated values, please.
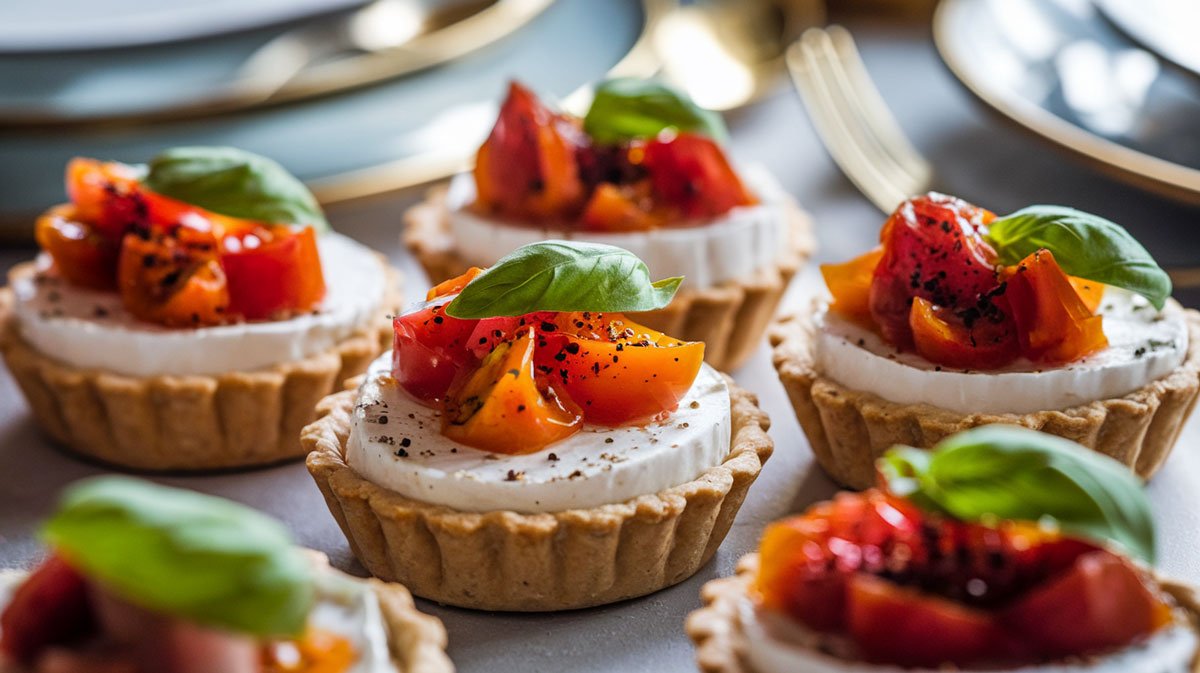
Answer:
[2, 15, 1199, 673]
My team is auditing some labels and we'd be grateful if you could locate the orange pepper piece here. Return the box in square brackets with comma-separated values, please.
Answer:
[1068, 276, 1105, 314]
[442, 326, 583, 454]
[35, 205, 120, 291]
[117, 224, 230, 327]
[821, 247, 884, 328]
[427, 267, 484, 301]
[580, 183, 661, 232]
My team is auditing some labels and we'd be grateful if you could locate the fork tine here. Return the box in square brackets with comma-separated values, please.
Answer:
[803, 29, 926, 203]
[788, 32, 908, 212]
[826, 25, 933, 189]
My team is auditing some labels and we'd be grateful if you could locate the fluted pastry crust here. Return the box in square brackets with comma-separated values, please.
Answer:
[769, 305, 1200, 489]
[402, 186, 816, 370]
[0, 260, 403, 472]
[686, 554, 1200, 673]
[303, 375, 773, 611]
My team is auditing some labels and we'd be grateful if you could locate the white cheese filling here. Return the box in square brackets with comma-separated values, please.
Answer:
[308, 570, 397, 673]
[738, 598, 1198, 673]
[815, 289, 1189, 414]
[0, 569, 398, 673]
[9, 233, 387, 378]
[346, 352, 732, 513]
[443, 163, 791, 289]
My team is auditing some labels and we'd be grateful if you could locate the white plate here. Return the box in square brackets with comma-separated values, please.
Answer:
[1096, 0, 1200, 78]
[0, 0, 368, 52]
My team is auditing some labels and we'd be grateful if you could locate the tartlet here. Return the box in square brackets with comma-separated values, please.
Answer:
[771, 193, 1199, 488]
[304, 242, 774, 610]
[403, 79, 815, 370]
[0, 149, 402, 471]
[0, 477, 453, 673]
[688, 426, 1200, 673]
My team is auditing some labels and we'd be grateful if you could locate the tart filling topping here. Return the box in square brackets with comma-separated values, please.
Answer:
[34, 147, 329, 327]
[0, 478, 394, 673]
[823, 193, 1172, 370]
[390, 241, 704, 455]
[472, 79, 755, 231]
[752, 426, 1180, 669]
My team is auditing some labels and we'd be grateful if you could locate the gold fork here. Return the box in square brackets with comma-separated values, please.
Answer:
[786, 25, 1200, 290]
[787, 25, 932, 213]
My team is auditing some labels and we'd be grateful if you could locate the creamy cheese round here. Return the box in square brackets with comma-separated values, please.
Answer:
[308, 570, 397, 673]
[346, 352, 732, 513]
[738, 598, 1198, 673]
[443, 163, 790, 289]
[9, 233, 387, 378]
[0, 569, 397, 673]
[815, 289, 1189, 414]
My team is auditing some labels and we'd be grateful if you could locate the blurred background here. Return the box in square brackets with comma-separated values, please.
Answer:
[6, 4, 1200, 671]
[2, 0, 1200, 311]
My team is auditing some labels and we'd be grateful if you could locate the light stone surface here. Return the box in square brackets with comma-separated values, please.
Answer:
[2, 13, 1199, 673]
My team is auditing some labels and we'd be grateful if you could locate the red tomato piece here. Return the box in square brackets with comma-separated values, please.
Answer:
[533, 312, 704, 425]
[755, 491, 924, 631]
[909, 296, 1019, 370]
[473, 82, 586, 220]
[869, 193, 1000, 348]
[847, 574, 1017, 668]
[640, 132, 755, 219]
[1005, 250, 1108, 364]
[220, 225, 326, 321]
[35, 205, 120, 291]
[442, 326, 582, 454]
[1002, 550, 1172, 659]
[117, 222, 230, 327]
[391, 298, 479, 403]
[65, 157, 145, 241]
[0, 554, 95, 664]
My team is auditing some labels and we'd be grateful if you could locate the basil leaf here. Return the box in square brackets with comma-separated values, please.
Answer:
[444, 240, 682, 319]
[145, 146, 329, 232]
[987, 205, 1170, 309]
[42, 477, 313, 637]
[583, 78, 728, 145]
[880, 425, 1155, 564]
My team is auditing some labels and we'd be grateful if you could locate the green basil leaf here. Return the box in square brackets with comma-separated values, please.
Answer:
[583, 78, 728, 145]
[444, 240, 683, 319]
[42, 477, 313, 637]
[145, 146, 329, 232]
[880, 425, 1155, 564]
[986, 205, 1170, 309]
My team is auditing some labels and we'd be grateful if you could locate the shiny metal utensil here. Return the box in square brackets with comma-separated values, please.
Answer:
[786, 25, 1200, 289]
[786, 25, 931, 212]
[655, 0, 824, 111]
[236, 0, 550, 102]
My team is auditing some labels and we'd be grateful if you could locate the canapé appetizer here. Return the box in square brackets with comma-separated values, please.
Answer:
[305, 241, 773, 610]
[688, 425, 1200, 673]
[0, 477, 451, 673]
[771, 193, 1199, 487]
[0, 148, 401, 471]
[404, 79, 815, 370]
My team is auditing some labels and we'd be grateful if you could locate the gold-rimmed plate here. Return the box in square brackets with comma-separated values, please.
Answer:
[0, 0, 667, 235]
[934, 0, 1200, 205]
[0, 0, 555, 126]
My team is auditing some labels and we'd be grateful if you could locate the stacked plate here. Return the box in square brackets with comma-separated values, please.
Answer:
[935, 0, 1200, 205]
[0, 0, 654, 233]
